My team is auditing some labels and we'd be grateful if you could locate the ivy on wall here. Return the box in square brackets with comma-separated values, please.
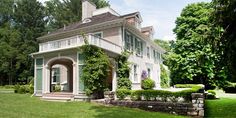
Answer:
[160, 64, 170, 88]
[116, 51, 132, 90]
[79, 35, 110, 98]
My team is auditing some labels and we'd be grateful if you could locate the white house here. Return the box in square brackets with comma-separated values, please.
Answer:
[31, 0, 165, 100]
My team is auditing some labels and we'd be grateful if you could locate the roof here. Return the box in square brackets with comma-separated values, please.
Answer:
[39, 11, 143, 40]
[43, 12, 120, 37]
[141, 26, 153, 32]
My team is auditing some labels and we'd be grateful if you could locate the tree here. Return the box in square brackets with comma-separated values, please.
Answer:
[212, 0, 236, 81]
[154, 39, 171, 52]
[165, 2, 224, 89]
[0, 23, 21, 85]
[13, 0, 47, 82]
[45, 0, 109, 31]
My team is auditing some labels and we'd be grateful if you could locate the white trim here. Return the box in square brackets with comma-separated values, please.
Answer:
[46, 56, 76, 67]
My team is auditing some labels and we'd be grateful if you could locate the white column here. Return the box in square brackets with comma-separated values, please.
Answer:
[73, 63, 77, 95]
[45, 66, 51, 93]
[112, 61, 117, 92]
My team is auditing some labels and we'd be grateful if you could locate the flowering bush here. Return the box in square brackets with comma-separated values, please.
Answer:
[141, 70, 148, 80]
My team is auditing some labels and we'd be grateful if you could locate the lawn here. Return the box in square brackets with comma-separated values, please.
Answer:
[0, 93, 187, 118]
[205, 90, 236, 118]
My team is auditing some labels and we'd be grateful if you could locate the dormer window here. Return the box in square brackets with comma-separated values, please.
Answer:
[82, 18, 91, 23]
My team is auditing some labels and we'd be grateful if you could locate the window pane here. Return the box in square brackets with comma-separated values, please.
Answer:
[36, 58, 43, 67]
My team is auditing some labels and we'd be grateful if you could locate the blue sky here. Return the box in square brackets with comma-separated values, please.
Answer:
[109, 0, 211, 40]
[40, 0, 211, 40]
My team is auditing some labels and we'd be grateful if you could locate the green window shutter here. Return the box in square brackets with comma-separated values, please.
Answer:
[78, 65, 84, 91]
[36, 68, 42, 90]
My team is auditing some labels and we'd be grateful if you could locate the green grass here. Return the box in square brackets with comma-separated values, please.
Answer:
[0, 93, 187, 118]
[205, 90, 236, 118]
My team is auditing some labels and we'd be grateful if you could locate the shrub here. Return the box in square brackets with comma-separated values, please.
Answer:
[175, 84, 204, 88]
[222, 82, 236, 93]
[116, 89, 131, 100]
[130, 85, 202, 102]
[14, 84, 34, 94]
[54, 84, 61, 92]
[206, 93, 216, 99]
[141, 78, 155, 90]
[117, 78, 132, 90]
[207, 90, 216, 95]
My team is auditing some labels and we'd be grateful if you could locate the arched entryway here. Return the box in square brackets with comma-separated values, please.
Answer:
[47, 58, 74, 93]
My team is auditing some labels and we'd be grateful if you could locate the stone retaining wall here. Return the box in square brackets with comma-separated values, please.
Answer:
[103, 93, 204, 117]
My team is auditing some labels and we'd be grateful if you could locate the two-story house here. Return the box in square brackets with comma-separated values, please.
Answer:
[31, 0, 165, 100]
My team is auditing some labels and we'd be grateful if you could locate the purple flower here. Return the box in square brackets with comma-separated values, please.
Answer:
[141, 70, 148, 80]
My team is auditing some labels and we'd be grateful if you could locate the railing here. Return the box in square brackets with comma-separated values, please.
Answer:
[39, 34, 122, 54]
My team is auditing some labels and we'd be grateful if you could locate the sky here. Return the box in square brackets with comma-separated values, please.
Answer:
[39, 0, 211, 41]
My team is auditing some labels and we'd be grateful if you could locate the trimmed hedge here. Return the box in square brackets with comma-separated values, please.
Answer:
[223, 83, 236, 93]
[116, 89, 131, 100]
[116, 86, 202, 102]
[175, 84, 204, 88]
[207, 90, 216, 95]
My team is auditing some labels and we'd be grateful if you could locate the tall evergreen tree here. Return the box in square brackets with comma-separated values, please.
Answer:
[13, 0, 47, 82]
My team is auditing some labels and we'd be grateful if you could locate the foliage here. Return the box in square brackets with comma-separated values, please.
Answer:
[0, 93, 187, 118]
[175, 84, 204, 88]
[116, 51, 132, 90]
[207, 90, 216, 95]
[0, 0, 46, 85]
[222, 82, 236, 93]
[154, 39, 171, 52]
[117, 78, 132, 90]
[211, 0, 236, 81]
[160, 64, 170, 88]
[45, 0, 109, 30]
[141, 78, 155, 90]
[80, 43, 110, 97]
[166, 2, 227, 89]
[14, 84, 34, 94]
[53, 84, 61, 92]
[129, 86, 202, 102]
[116, 89, 131, 100]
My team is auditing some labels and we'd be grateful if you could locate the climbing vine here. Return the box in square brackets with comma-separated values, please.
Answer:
[79, 35, 110, 98]
[116, 51, 132, 89]
[160, 64, 170, 88]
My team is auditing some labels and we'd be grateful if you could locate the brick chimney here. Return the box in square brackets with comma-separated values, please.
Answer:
[82, 0, 96, 21]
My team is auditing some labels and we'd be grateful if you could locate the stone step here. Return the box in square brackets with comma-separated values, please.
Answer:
[41, 96, 73, 102]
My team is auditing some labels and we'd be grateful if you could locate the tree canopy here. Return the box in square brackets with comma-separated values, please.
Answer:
[212, 0, 236, 81]
[165, 2, 226, 89]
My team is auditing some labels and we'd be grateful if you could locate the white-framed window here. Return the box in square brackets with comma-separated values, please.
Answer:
[133, 64, 139, 83]
[135, 38, 143, 56]
[147, 47, 150, 58]
[52, 67, 60, 83]
[147, 68, 151, 78]
[125, 31, 133, 51]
